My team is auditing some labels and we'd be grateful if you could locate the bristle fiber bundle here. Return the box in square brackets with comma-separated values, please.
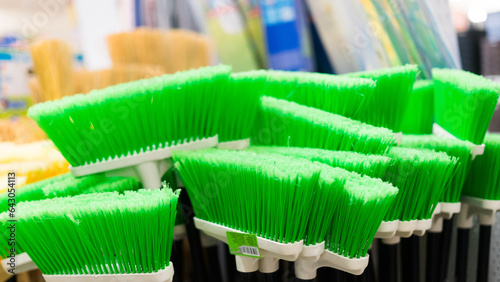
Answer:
[27, 65, 232, 167]
[218, 71, 268, 142]
[400, 80, 434, 134]
[0, 173, 140, 259]
[432, 68, 500, 144]
[173, 149, 397, 259]
[173, 149, 320, 244]
[251, 96, 396, 154]
[383, 147, 457, 221]
[463, 134, 500, 200]
[263, 71, 376, 119]
[400, 135, 475, 202]
[345, 65, 419, 131]
[0, 173, 140, 210]
[246, 146, 391, 179]
[8, 187, 179, 275]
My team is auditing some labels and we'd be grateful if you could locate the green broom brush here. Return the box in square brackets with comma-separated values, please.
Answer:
[262, 70, 377, 119]
[173, 148, 320, 280]
[399, 134, 478, 281]
[5, 185, 179, 281]
[377, 146, 457, 282]
[251, 96, 397, 155]
[400, 80, 434, 135]
[173, 148, 398, 279]
[432, 68, 500, 145]
[457, 133, 500, 282]
[27, 65, 232, 189]
[0, 175, 140, 278]
[343, 65, 419, 132]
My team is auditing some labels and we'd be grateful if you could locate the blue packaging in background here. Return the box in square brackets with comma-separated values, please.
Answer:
[259, 0, 314, 71]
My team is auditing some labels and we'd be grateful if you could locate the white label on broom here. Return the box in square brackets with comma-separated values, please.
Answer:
[239, 246, 259, 256]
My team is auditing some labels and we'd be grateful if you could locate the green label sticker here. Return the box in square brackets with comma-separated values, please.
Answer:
[226, 231, 261, 258]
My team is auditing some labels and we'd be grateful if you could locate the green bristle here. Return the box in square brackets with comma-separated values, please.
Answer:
[0, 174, 140, 259]
[400, 80, 434, 134]
[344, 65, 419, 132]
[463, 134, 500, 200]
[432, 68, 500, 144]
[173, 149, 397, 259]
[161, 168, 184, 225]
[251, 96, 396, 155]
[173, 149, 320, 244]
[218, 70, 268, 143]
[0, 173, 103, 208]
[383, 147, 457, 221]
[27, 65, 232, 167]
[326, 169, 398, 258]
[263, 70, 377, 119]
[9, 186, 179, 275]
[0, 173, 140, 208]
[246, 146, 391, 179]
[399, 135, 475, 203]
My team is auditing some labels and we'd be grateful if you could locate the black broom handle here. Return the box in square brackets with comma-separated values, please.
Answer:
[401, 236, 419, 282]
[477, 224, 492, 282]
[455, 228, 470, 282]
[438, 219, 453, 281]
[379, 238, 399, 282]
[178, 189, 210, 282]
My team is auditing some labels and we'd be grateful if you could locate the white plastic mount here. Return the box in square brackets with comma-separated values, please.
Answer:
[193, 217, 303, 273]
[216, 138, 250, 150]
[43, 263, 174, 282]
[1, 253, 37, 274]
[294, 242, 369, 279]
[70, 136, 218, 189]
[432, 123, 485, 159]
[375, 218, 433, 238]
[457, 196, 500, 228]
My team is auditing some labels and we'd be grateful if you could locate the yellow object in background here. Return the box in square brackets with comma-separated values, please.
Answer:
[0, 141, 69, 191]
[29, 40, 74, 102]
[107, 28, 213, 74]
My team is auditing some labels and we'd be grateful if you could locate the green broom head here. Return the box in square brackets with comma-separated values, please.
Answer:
[432, 68, 500, 144]
[399, 134, 475, 203]
[251, 96, 396, 155]
[325, 166, 398, 258]
[344, 65, 419, 132]
[400, 80, 434, 134]
[463, 133, 500, 200]
[263, 70, 376, 119]
[27, 65, 232, 167]
[172, 148, 321, 244]
[162, 168, 184, 225]
[383, 147, 457, 221]
[218, 70, 268, 143]
[0, 175, 141, 259]
[0, 173, 140, 208]
[9, 186, 179, 275]
[246, 146, 391, 179]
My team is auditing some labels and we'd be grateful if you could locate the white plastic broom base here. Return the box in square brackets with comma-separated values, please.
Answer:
[1, 253, 37, 274]
[217, 138, 250, 150]
[295, 249, 369, 279]
[43, 263, 174, 282]
[375, 220, 398, 238]
[457, 196, 500, 227]
[70, 136, 218, 189]
[436, 202, 461, 219]
[193, 217, 303, 273]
